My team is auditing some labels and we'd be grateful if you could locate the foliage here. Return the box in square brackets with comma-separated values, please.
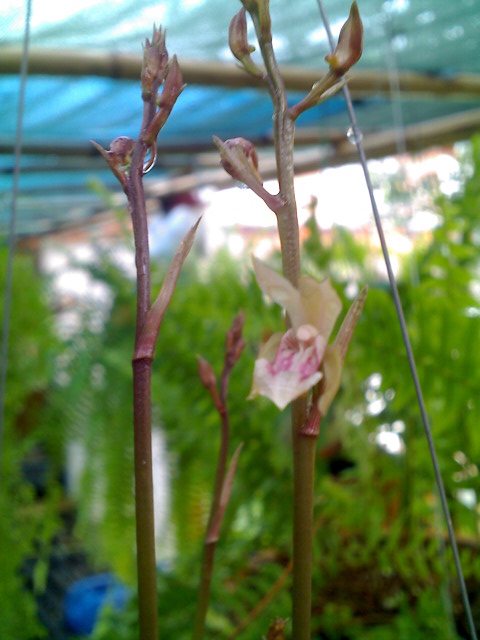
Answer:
[89, 136, 480, 638]
[0, 249, 62, 638]
[49, 246, 289, 581]
[4, 136, 480, 637]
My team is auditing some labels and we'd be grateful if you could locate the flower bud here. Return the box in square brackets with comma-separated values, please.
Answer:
[159, 56, 185, 109]
[325, 1, 363, 76]
[214, 136, 262, 186]
[90, 136, 135, 189]
[214, 136, 284, 212]
[141, 25, 169, 100]
[145, 56, 185, 144]
[229, 8, 262, 78]
[197, 356, 217, 390]
[109, 136, 135, 167]
[225, 311, 246, 370]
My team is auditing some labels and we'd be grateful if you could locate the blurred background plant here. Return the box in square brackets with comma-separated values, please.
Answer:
[2, 135, 480, 638]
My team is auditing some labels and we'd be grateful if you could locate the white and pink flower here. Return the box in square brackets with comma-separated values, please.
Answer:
[248, 257, 342, 410]
[249, 257, 367, 412]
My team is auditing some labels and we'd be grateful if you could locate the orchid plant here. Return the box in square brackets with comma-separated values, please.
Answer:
[214, 2, 366, 638]
[94, 2, 365, 639]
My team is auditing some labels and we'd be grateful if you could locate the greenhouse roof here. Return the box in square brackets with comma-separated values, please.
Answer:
[2, 0, 480, 236]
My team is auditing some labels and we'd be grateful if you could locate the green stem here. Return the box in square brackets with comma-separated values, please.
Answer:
[256, 37, 300, 286]
[192, 408, 229, 640]
[192, 541, 217, 640]
[252, 12, 316, 638]
[128, 96, 159, 640]
[291, 398, 317, 640]
[132, 357, 158, 640]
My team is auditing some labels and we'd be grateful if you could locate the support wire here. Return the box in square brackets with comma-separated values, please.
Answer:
[316, 1, 478, 638]
[0, 0, 33, 484]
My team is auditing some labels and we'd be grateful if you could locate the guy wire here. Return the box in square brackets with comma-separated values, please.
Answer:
[315, 1, 478, 638]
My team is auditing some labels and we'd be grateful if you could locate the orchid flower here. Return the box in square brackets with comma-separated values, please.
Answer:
[249, 257, 366, 413]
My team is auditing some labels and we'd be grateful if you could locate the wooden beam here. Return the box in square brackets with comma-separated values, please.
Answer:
[2, 108, 478, 164]
[143, 108, 480, 195]
[1, 47, 480, 99]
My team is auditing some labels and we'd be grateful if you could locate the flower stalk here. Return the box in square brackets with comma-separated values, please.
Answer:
[220, 3, 364, 637]
[93, 27, 197, 640]
[192, 314, 245, 640]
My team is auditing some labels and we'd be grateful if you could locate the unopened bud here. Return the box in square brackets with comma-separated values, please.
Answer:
[214, 136, 262, 186]
[197, 356, 217, 390]
[145, 56, 185, 144]
[109, 136, 135, 167]
[142, 25, 169, 100]
[159, 56, 185, 109]
[90, 136, 135, 189]
[325, 2, 363, 76]
[213, 136, 284, 213]
[229, 8, 262, 78]
[225, 312, 246, 370]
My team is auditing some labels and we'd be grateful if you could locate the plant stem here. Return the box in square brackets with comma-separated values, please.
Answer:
[192, 407, 229, 640]
[192, 541, 217, 640]
[291, 397, 317, 640]
[129, 96, 159, 640]
[132, 358, 158, 640]
[253, 14, 316, 639]
[256, 37, 299, 287]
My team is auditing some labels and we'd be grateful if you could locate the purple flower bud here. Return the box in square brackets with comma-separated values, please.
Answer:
[225, 311, 246, 369]
[91, 136, 135, 189]
[220, 137, 261, 183]
[198, 356, 217, 390]
[325, 2, 363, 76]
[214, 136, 284, 212]
[141, 25, 169, 100]
[229, 8, 251, 60]
[159, 56, 185, 109]
[109, 136, 135, 167]
[229, 8, 262, 77]
[144, 57, 185, 144]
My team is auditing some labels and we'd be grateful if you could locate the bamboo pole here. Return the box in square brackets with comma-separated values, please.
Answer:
[2, 46, 480, 99]
[4, 107, 480, 163]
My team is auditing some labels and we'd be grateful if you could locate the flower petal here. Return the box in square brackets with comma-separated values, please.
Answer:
[256, 332, 283, 361]
[250, 358, 323, 410]
[252, 256, 307, 328]
[317, 345, 343, 415]
[298, 276, 342, 340]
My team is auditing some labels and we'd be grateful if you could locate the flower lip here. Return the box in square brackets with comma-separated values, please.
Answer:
[249, 259, 367, 413]
[249, 328, 325, 410]
[248, 259, 343, 410]
[296, 323, 318, 341]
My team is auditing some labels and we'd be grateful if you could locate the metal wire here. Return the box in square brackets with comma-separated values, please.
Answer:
[316, 1, 478, 638]
[0, 0, 33, 484]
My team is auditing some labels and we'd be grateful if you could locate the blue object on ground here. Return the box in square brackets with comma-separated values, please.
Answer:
[64, 573, 130, 635]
